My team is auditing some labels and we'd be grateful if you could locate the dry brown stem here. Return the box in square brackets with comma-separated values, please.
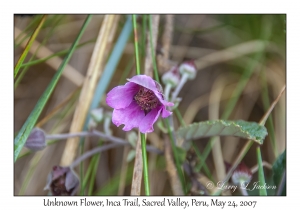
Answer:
[60, 15, 119, 166]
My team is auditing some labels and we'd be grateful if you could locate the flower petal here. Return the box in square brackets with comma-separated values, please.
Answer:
[154, 92, 174, 107]
[106, 82, 139, 109]
[161, 106, 172, 118]
[128, 75, 158, 93]
[112, 101, 145, 131]
[128, 75, 174, 108]
[139, 106, 162, 133]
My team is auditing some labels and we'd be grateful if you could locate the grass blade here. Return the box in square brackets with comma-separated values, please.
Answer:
[273, 150, 286, 195]
[256, 146, 267, 195]
[14, 15, 47, 78]
[14, 15, 92, 162]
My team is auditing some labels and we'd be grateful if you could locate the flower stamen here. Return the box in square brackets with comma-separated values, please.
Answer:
[134, 87, 160, 115]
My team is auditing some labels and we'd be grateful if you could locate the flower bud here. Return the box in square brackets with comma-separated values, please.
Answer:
[231, 162, 252, 185]
[44, 166, 79, 196]
[179, 60, 197, 79]
[25, 127, 46, 151]
[162, 66, 180, 87]
[90, 108, 104, 123]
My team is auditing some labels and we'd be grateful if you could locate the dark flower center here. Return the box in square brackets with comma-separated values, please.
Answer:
[134, 87, 160, 115]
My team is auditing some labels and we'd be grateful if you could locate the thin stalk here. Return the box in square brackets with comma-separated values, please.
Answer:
[164, 118, 186, 194]
[171, 73, 189, 102]
[45, 130, 163, 154]
[70, 143, 121, 168]
[81, 155, 95, 194]
[14, 15, 47, 78]
[141, 134, 150, 195]
[260, 70, 277, 156]
[88, 143, 102, 195]
[141, 15, 147, 70]
[79, 138, 85, 196]
[132, 15, 140, 75]
[133, 14, 150, 195]
[149, 15, 160, 83]
[256, 146, 267, 195]
[148, 14, 186, 194]
[164, 83, 172, 101]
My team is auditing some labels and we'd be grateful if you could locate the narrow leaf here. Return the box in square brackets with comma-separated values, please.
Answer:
[273, 150, 286, 196]
[256, 146, 267, 195]
[14, 15, 47, 78]
[14, 15, 92, 162]
[177, 120, 268, 144]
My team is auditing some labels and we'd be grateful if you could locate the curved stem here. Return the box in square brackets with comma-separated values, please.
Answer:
[70, 143, 121, 168]
[164, 83, 172, 101]
[171, 73, 189, 102]
[239, 185, 249, 196]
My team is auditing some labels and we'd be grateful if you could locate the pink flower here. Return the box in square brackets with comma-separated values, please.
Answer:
[106, 75, 174, 133]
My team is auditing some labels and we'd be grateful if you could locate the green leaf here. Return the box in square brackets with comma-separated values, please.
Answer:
[177, 120, 268, 144]
[272, 150, 286, 195]
[14, 15, 92, 162]
[14, 15, 47, 78]
[257, 147, 267, 195]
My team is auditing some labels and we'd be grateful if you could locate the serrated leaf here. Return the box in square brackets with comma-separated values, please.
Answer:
[177, 120, 268, 144]
[272, 150, 286, 195]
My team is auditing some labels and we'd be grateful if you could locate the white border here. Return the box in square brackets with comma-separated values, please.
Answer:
[3, 0, 299, 209]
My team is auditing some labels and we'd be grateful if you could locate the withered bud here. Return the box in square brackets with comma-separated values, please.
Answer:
[162, 66, 180, 87]
[231, 162, 252, 185]
[44, 166, 79, 196]
[25, 127, 46, 151]
[179, 60, 197, 79]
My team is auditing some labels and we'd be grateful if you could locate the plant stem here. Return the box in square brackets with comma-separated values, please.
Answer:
[132, 14, 140, 75]
[132, 14, 150, 195]
[164, 83, 172, 101]
[45, 130, 161, 154]
[239, 185, 249, 196]
[171, 73, 189, 102]
[164, 118, 186, 194]
[256, 146, 267, 195]
[70, 143, 121, 168]
[149, 14, 160, 83]
[141, 133, 150, 195]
